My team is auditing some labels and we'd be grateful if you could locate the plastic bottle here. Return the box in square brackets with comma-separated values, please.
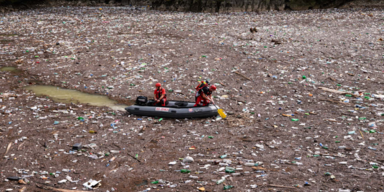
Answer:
[223, 185, 234, 190]
[217, 178, 225, 184]
[225, 167, 235, 173]
[180, 169, 190, 173]
[244, 162, 259, 166]
[368, 146, 377, 150]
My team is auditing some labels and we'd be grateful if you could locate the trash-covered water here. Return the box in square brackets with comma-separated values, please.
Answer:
[25, 85, 129, 111]
[1, 5, 384, 192]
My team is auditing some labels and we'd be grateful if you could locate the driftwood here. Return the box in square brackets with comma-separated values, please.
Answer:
[3, 142, 11, 157]
[319, 87, 348, 94]
[359, 130, 364, 139]
[319, 98, 349, 105]
[52, 188, 89, 192]
[18, 141, 27, 150]
[127, 153, 141, 163]
[36, 184, 88, 192]
[271, 39, 282, 44]
[233, 71, 251, 80]
[319, 87, 357, 97]
[267, 184, 296, 189]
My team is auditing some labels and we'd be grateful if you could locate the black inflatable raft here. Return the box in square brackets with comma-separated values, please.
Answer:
[125, 98, 218, 118]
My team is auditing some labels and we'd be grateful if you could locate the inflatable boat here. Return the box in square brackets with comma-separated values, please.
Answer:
[125, 97, 218, 118]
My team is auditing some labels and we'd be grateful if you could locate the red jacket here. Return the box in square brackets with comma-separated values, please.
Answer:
[154, 88, 166, 99]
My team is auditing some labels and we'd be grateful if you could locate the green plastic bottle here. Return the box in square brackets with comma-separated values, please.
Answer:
[225, 167, 235, 173]
[180, 169, 190, 173]
[223, 185, 234, 190]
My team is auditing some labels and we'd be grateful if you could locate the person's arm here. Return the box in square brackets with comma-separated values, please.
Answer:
[154, 91, 158, 102]
[158, 89, 165, 100]
[208, 95, 214, 103]
[159, 93, 165, 100]
[201, 92, 208, 100]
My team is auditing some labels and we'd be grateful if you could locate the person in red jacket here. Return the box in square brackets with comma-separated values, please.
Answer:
[154, 83, 167, 106]
[195, 80, 210, 102]
[194, 85, 216, 107]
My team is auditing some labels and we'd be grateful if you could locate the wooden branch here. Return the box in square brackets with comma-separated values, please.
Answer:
[233, 71, 251, 80]
[359, 130, 364, 139]
[18, 142, 26, 151]
[267, 184, 296, 189]
[318, 87, 357, 97]
[52, 188, 89, 192]
[127, 153, 141, 163]
[3, 142, 11, 157]
[36, 184, 88, 192]
[319, 98, 347, 105]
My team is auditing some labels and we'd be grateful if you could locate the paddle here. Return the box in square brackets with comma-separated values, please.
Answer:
[212, 103, 226, 119]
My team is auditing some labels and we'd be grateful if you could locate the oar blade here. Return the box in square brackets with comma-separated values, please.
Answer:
[217, 108, 226, 119]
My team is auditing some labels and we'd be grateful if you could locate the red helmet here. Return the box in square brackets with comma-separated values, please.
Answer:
[210, 85, 216, 91]
[155, 83, 161, 87]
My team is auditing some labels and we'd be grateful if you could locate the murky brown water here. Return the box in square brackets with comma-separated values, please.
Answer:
[25, 85, 129, 111]
[0, 66, 20, 72]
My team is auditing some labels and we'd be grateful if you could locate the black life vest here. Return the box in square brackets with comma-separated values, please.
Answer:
[199, 86, 212, 96]
[195, 80, 210, 97]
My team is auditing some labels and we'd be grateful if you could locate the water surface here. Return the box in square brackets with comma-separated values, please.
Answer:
[25, 85, 129, 111]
